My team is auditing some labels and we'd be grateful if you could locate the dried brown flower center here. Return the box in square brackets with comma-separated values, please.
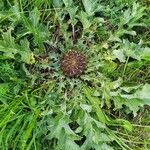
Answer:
[61, 50, 87, 77]
[71, 60, 77, 66]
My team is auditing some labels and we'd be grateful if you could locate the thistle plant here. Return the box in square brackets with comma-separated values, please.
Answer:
[0, 0, 150, 150]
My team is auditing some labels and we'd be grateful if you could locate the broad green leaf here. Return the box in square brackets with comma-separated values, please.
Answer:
[53, 0, 63, 7]
[82, 0, 102, 16]
[29, 8, 40, 27]
[82, 0, 94, 15]
[65, 6, 78, 25]
[113, 39, 150, 62]
[80, 103, 92, 113]
[78, 11, 92, 30]
[110, 82, 150, 117]
[120, 85, 142, 93]
[141, 47, 150, 61]
[113, 49, 126, 62]
[63, 0, 73, 7]
[101, 143, 114, 150]
[113, 97, 147, 116]
[65, 139, 80, 150]
[47, 114, 80, 147]
[119, 2, 145, 27]
[121, 84, 150, 100]
[83, 87, 108, 124]
[113, 84, 150, 116]
[9, 3, 21, 23]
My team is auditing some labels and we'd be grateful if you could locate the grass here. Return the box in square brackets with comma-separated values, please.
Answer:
[0, 0, 150, 149]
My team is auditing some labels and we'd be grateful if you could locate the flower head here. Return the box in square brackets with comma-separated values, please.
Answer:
[61, 50, 87, 77]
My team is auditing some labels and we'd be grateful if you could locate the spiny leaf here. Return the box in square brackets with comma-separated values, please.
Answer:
[0, 29, 35, 64]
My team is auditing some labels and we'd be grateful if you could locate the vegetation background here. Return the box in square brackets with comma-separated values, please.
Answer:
[0, 0, 150, 149]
